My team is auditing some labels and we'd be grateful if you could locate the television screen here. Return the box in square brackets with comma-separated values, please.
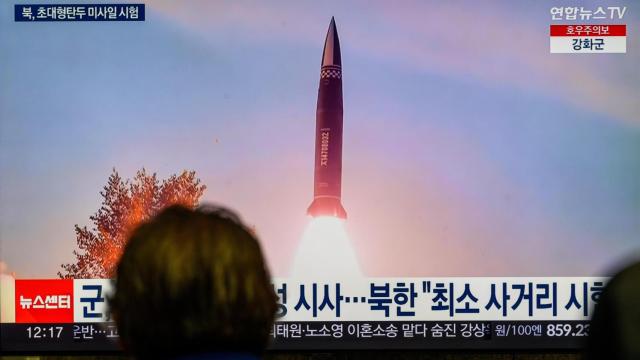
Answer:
[1, 0, 638, 352]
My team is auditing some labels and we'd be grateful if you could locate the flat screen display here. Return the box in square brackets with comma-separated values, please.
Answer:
[1, 0, 638, 352]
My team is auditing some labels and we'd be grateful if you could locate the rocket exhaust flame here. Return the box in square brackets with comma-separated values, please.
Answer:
[307, 17, 347, 219]
[290, 217, 362, 279]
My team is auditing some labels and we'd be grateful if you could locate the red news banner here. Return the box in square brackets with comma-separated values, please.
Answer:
[549, 24, 627, 53]
[15, 280, 74, 323]
[1, 278, 606, 351]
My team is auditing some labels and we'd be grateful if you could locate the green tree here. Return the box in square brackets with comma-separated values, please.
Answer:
[59, 168, 206, 279]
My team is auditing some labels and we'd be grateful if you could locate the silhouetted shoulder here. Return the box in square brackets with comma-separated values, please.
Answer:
[587, 261, 640, 360]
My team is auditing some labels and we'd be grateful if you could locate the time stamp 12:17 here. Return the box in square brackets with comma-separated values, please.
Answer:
[26, 325, 64, 339]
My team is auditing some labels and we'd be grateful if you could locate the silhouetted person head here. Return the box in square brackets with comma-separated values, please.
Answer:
[587, 261, 640, 360]
[109, 205, 277, 359]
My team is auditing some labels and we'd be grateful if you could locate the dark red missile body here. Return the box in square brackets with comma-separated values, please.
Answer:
[307, 17, 347, 219]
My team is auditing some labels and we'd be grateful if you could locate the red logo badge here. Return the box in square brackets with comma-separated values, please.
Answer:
[15, 279, 74, 323]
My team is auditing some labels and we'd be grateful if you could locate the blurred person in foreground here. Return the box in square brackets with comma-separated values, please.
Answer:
[587, 261, 640, 360]
[109, 205, 277, 360]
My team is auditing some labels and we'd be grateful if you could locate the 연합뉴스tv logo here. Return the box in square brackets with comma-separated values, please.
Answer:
[549, 6, 627, 54]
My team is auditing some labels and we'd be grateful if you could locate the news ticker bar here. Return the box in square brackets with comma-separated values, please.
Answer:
[14, 4, 144, 21]
[4, 278, 607, 323]
[1, 321, 590, 352]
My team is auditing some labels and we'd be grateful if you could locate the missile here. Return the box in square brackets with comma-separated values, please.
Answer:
[307, 17, 347, 219]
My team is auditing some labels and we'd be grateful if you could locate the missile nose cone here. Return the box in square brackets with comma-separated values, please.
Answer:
[322, 17, 341, 67]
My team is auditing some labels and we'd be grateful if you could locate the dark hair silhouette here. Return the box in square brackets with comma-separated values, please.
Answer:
[109, 205, 276, 359]
[587, 261, 640, 360]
